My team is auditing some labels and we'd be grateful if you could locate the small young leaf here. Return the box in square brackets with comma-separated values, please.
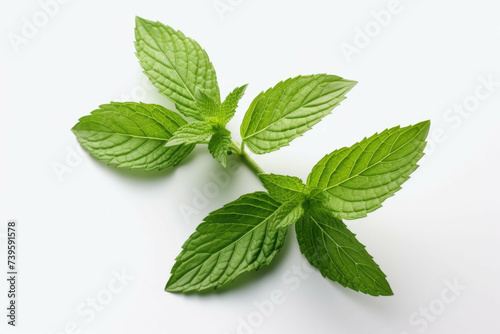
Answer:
[165, 192, 287, 293]
[71, 102, 194, 170]
[307, 121, 430, 219]
[208, 128, 232, 167]
[296, 205, 393, 296]
[165, 121, 214, 147]
[135, 17, 220, 119]
[197, 84, 247, 126]
[268, 201, 305, 229]
[258, 174, 306, 203]
[241, 74, 357, 154]
[196, 89, 221, 124]
[219, 84, 248, 125]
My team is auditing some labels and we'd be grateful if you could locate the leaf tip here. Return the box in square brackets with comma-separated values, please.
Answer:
[164, 278, 178, 293]
[378, 282, 394, 296]
[416, 119, 431, 138]
[70, 123, 79, 133]
[346, 79, 358, 87]
[421, 119, 431, 128]
[135, 16, 148, 26]
[164, 140, 177, 148]
[218, 157, 228, 168]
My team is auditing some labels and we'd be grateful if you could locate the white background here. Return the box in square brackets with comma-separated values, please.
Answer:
[1, 0, 500, 333]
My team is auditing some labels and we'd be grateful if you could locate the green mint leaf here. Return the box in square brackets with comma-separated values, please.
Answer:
[208, 128, 232, 167]
[307, 121, 430, 219]
[218, 84, 248, 125]
[71, 102, 195, 170]
[296, 204, 393, 296]
[135, 17, 220, 120]
[268, 201, 304, 229]
[197, 84, 247, 126]
[165, 121, 214, 147]
[240, 74, 357, 154]
[258, 174, 306, 203]
[165, 192, 287, 293]
[195, 88, 221, 124]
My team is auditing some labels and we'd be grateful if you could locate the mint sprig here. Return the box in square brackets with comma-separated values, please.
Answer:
[72, 16, 431, 297]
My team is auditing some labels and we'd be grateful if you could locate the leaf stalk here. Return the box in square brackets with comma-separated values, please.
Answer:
[229, 141, 265, 175]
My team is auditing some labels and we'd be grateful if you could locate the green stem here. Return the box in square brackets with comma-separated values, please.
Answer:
[229, 141, 265, 175]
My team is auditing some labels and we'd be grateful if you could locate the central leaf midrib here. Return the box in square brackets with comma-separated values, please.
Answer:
[311, 216, 383, 292]
[140, 24, 197, 104]
[75, 129, 171, 142]
[242, 81, 328, 140]
[321, 125, 426, 192]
